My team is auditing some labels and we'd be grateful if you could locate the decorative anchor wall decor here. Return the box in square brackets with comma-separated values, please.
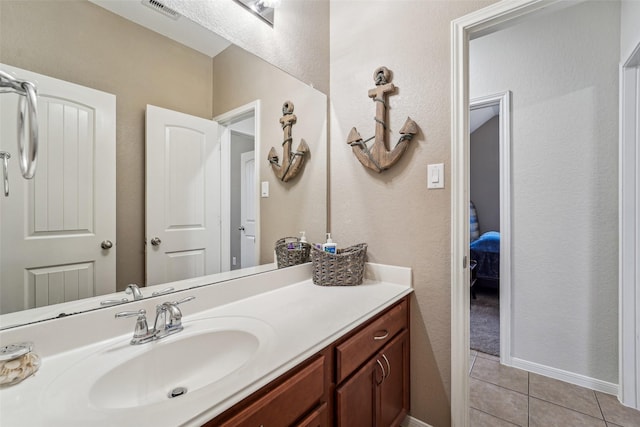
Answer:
[268, 100, 309, 182]
[347, 66, 418, 173]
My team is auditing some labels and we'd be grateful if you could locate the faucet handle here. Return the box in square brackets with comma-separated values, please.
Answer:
[151, 287, 174, 296]
[115, 309, 150, 344]
[173, 296, 195, 306]
[100, 298, 129, 306]
[115, 309, 146, 318]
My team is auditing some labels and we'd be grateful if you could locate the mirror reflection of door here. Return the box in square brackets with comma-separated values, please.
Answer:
[227, 118, 256, 270]
[239, 150, 256, 269]
[145, 105, 220, 286]
[0, 64, 116, 314]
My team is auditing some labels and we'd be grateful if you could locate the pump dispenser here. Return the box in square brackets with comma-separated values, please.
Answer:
[299, 231, 307, 243]
[322, 233, 337, 254]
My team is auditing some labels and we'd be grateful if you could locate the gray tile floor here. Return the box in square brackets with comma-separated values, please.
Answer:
[469, 350, 640, 427]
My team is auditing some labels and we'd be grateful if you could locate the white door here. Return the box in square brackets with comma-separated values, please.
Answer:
[0, 64, 116, 314]
[240, 151, 256, 268]
[145, 105, 220, 285]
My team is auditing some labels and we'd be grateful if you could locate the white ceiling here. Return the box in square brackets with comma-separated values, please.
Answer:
[470, 104, 499, 134]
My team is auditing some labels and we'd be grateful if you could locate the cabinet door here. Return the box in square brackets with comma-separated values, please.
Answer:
[379, 330, 409, 427]
[296, 402, 327, 427]
[335, 356, 383, 427]
[336, 330, 409, 427]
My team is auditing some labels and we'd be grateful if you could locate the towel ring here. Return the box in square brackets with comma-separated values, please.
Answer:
[0, 70, 39, 180]
[17, 81, 38, 179]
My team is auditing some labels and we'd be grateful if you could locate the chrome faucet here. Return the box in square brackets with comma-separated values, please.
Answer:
[125, 284, 144, 300]
[101, 283, 157, 307]
[116, 296, 195, 345]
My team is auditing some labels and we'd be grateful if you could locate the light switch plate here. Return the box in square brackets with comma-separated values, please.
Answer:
[427, 163, 444, 189]
[261, 181, 269, 197]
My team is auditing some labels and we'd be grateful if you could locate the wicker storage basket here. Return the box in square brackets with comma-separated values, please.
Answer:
[275, 237, 311, 268]
[310, 243, 367, 286]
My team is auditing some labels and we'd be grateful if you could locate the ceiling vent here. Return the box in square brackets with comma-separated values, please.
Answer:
[141, 0, 180, 20]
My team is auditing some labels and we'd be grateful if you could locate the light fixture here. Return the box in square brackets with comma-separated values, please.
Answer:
[233, 0, 278, 26]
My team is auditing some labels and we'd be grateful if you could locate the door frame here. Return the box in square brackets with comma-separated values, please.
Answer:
[214, 100, 261, 272]
[619, 41, 640, 409]
[451, 1, 563, 425]
[470, 91, 512, 364]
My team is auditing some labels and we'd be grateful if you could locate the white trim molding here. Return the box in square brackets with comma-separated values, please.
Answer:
[511, 357, 618, 396]
[619, 41, 640, 410]
[451, 2, 563, 426]
[401, 415, 433, 427]
[470, 91, 512, 367]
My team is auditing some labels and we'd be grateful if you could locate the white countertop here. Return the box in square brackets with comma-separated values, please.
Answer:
[0, 263, 412, 427]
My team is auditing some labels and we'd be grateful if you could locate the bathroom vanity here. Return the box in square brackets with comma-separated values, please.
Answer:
[208, 295, 409, 426]
[0, 263, 411, 426]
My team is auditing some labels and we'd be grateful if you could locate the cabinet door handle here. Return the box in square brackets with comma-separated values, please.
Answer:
[382, 353, 391, 379]
[376, 359, 386, 385]
[373, 329, 389, 340]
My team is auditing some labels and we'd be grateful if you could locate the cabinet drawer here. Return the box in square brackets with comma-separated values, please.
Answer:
[336, 299, 407, 383]
[216, 355, 325, 427]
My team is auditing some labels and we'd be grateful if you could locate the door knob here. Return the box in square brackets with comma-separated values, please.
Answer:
[150, 237, 162, 246]
[238, 226, 245, 231]
[101, 240, 113, 250]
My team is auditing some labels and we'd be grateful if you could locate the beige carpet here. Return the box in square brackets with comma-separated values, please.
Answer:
[470, 285, 500, 356]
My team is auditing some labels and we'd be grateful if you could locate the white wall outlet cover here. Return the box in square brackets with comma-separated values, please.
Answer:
[261, 181, 269, 197]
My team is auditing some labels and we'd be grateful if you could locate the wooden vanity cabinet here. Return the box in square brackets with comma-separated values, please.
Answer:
[334, 299, 409, 427]
[202, 297, 409, 427]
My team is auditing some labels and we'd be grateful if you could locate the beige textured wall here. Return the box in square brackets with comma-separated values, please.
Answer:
[167, 0, 330, 95]
[330, 1, 495, 425]
[212, 46, 328, 261]
[0, 0, 213, 290]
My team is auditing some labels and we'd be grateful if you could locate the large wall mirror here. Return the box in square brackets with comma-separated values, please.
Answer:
[0, 0, 327, 329]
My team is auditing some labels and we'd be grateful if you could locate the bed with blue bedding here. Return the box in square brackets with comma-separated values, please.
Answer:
[470, 202, 500, 283]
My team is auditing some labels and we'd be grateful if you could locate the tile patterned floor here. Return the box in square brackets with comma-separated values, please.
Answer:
[469, 350, 640, 427]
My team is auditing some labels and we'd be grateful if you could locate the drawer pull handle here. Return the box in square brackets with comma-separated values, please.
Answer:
[373, 329, 389, 340]
[382, 353, 391, 379]
[376, 359, 386, 384]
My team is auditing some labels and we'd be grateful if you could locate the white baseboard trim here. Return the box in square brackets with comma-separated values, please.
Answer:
[511, 357, 619, 395]
[402, 415, 433, 427]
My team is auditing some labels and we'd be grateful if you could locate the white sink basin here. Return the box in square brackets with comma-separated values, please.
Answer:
[41, 316, 276, 418]
[89, 329, 259, 409]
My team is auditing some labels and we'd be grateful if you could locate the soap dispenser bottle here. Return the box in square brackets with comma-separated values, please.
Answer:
[322, 233, 337, 254]
[299, 231, 307, 249]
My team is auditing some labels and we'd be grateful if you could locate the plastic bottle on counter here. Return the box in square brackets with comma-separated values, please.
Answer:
[322, 233, 337, 254]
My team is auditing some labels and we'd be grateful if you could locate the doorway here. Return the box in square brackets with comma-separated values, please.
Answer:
[451, 1, 624, 425]
[230, 131, 256, 270]
[469, 91, 511, 362]
[215, 101, 261, 272]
